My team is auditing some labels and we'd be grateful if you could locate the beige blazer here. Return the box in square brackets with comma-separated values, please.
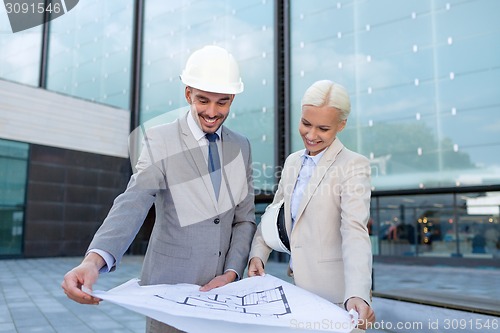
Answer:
[250, 138, 372, 305]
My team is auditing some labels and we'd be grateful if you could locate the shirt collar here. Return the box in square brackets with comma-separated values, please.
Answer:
[187, 110, 222, 142]
[300, 148, 326, 165]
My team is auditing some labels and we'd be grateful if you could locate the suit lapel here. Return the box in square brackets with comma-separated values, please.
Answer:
[221, 126, 255, 213]
[283, 152, 303, 236]
[178, 113, 219, 208]
[293, 138, 344, 226]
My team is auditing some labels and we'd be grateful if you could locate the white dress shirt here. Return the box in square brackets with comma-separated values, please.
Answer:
[290, 149, 325, 227]
[289, 149, 325, 270]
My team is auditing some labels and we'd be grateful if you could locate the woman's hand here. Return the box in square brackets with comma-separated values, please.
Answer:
[247, 257, 265, 277]
[346, 297, 375, 330]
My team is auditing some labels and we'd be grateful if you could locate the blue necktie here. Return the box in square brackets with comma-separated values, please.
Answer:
[206, 133, 221, 199]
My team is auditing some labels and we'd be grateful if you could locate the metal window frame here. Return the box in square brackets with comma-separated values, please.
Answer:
[274, 0, 291, 180]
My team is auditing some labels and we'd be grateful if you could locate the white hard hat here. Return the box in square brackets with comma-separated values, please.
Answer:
[260, 199, 290, 255]
[180, 45, 244, 94]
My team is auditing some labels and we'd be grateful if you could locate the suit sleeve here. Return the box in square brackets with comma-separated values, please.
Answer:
[248, 156, 289, 266]
[87, 127, 166, 269]
[339, 155, 373, 305]
[223, 137, 257, 278]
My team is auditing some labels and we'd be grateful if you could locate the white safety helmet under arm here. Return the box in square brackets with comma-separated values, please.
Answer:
[260, 199, 291, 255]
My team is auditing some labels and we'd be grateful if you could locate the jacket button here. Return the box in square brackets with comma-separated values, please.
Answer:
[214, 218, 220, 224]
[218, 251, 222, 257]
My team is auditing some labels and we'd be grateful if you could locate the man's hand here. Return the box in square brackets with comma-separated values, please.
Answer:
[346, 297, 375, 330]
[247, 257, 265, 277]
[61, 252, 105, 305]
[200, 270, 237, 292]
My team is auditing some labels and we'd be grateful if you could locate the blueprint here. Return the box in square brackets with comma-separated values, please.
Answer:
[93, 274, 357, 333]
[155, 284, 291, 317]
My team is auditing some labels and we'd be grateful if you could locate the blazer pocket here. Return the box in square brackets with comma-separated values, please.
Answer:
[153, 239, 192, 259]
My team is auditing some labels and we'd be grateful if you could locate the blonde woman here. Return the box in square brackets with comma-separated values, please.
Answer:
[248, 80, 375, 330]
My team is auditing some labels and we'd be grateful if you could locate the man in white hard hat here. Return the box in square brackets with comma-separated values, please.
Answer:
[62, 45, 256, 333]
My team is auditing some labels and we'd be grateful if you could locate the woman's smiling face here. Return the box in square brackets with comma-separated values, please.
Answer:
[299, 104, 346, 156]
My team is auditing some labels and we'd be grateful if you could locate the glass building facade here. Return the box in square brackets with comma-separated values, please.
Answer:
[0, 0, 499, 261]
[288, 0, 500, 261]
[290, 0, 500, 191]
[140, 0, 276, 192]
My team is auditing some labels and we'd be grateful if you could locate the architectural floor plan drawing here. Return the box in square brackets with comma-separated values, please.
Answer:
[155, 285, 291, 317]
[93, 274, 356, 333]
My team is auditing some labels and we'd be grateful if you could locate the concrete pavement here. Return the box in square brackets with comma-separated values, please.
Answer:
[0, 256, 293, 333]
[0, 256, 498, 332]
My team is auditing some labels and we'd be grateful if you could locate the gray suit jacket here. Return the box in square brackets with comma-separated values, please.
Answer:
[89, 111, 256, 286]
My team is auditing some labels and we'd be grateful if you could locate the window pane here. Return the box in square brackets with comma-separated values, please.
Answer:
[457, 192, 500, 258]
[372, 192, 500, 259]
[45, 0, 134, 109]
[141, 0, 275, 192]
[0, 9, 41, 85]
[0, 139, 29, 256]
[375, 194, 454, 257]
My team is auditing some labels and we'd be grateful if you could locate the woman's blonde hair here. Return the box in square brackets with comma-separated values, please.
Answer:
[301, 80, 351, 120]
